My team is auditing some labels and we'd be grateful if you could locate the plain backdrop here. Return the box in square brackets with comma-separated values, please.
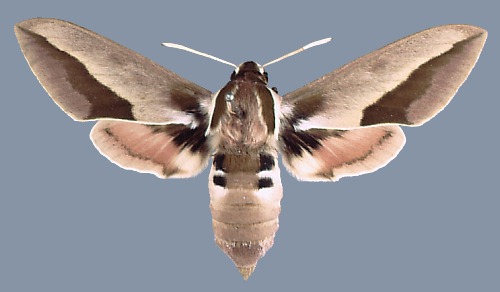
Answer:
[1, 1, 498, 291]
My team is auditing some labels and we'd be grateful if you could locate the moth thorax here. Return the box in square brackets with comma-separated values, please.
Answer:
[213, 83, 276, 150]
[218, 116, 270, 151]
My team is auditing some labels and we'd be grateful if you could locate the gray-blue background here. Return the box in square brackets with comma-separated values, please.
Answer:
[1, 0, 498, 291]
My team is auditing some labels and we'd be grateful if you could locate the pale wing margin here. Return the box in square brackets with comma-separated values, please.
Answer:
[280, 125, 406, 181]
[15, 18, 212, 124]
[91, 120, 211, 178]
[282, 24, 487, 130]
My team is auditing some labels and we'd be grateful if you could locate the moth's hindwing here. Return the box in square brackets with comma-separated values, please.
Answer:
[280, 125, 406, 181]
[91, 120, 211, 178]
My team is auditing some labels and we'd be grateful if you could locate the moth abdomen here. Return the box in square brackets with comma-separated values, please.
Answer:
[208, 152, 282, 279]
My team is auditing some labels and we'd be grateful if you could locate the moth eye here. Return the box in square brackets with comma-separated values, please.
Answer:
[263, 71, 269, 82]
[225, 92, 234, 101]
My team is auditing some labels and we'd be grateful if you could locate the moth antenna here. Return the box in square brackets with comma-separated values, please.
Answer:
[262, 37, 333, 68]
[162, 42, 238, 69]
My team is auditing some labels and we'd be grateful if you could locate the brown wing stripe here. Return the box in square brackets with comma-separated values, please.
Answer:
[361, 33, 485, 126]
[16, 25, 135, 121]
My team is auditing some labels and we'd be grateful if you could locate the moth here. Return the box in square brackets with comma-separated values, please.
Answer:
[15, 18, 487, 280]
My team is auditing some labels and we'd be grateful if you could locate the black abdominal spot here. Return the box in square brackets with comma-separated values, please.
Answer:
[213, 154, 225, 171]
[213, 175, 227, 188]
[259, 154, 275, 171]
[258, 178, 273, 189]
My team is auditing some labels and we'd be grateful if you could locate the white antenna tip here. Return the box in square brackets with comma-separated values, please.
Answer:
[161, 42, 237, 68]
[161, 42, 180, 48]
[262, 37, 333, 68]
[303, 37, 332, 50]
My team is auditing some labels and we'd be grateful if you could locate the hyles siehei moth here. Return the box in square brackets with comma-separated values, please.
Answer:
[15, 18, 487, 280]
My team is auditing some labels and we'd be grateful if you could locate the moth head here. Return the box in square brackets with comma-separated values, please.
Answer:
[231, 61, 268, 84]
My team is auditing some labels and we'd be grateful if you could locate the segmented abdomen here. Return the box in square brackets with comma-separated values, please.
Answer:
[208, 151, 282, 279]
